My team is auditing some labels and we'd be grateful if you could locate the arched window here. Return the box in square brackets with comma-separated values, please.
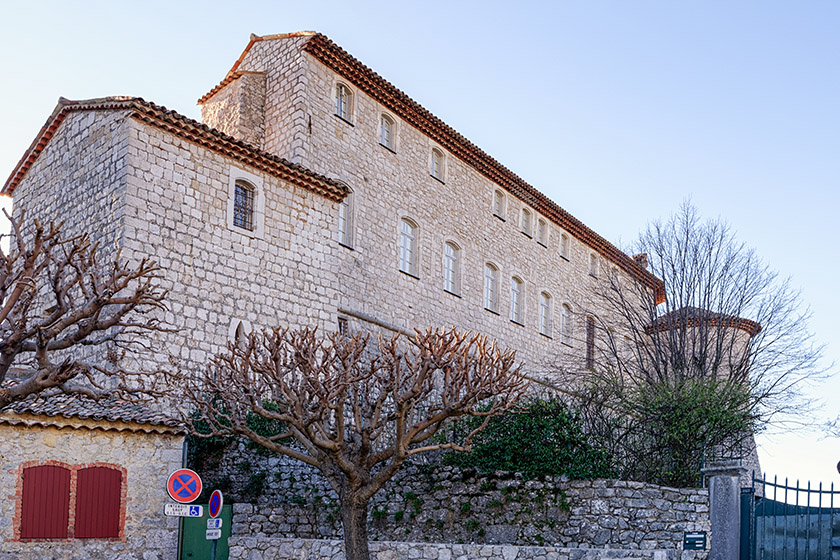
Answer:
[537, 218, 548, 246]
[539, 292, 552, 336]
[380, 114, 395, 150]
[431, 148, 445, 182]
[586, 316, 596, 369]
[233, 180, 255, 231]
[338, 187, 354, 247]
[510, 276, 524, 324]
[493, 190, 505, 219]
[521, 208, 532, 237]
[335, 83, 353, 122]
[589, 253, 599, 277]
[561, 304, 572, 346]
[399, 218, 419, 276]
[484, 263, 499, 313]
[443, 241, 461, 295]
[560, 233, 570, 260]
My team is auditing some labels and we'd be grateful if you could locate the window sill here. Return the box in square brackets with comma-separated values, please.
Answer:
[589, 273, 598, 279]
[444, 289, 461, 298]
[521, 231, 533, 239]
[334, 113, 354, 127]
[430, 174, 445, 185]
[560, 255, 570, 262]
[379, 142, 397, 154]
[561, 340, 573, 348]
[228, 224, 263, 240]
[399, 269, 420, 280]
[510, 319, 525, 327]
[338, 242, 354, 251]
[540, 332, 553, 340]
[537, 240, 547, 248]
[484, 307, 500, 316]
[493, 214, 505, 222]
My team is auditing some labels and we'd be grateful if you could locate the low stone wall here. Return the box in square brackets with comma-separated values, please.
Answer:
[228, 461, 709, 551]
[229, 537, 707, 560]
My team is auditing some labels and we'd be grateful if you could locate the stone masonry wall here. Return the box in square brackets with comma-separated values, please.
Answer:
[229, 537, 702, 560]
[220, 35, 645, 381]
[200, 71, 267, 149]
[206, 445, 708, 553]
[0, 422, 184, 560]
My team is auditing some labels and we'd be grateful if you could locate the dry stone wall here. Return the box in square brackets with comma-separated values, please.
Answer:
[229, 537, 704, 560]
[208, 445, 708, 553]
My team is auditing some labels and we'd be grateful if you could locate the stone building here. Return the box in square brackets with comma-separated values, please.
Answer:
[3, 32, 663, 382]
[0, 390, 184, 560]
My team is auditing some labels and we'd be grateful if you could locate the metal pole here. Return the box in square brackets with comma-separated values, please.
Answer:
[211, 538, 217, 560]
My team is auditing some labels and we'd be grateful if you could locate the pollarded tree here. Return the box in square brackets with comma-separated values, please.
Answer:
[564, 202, 826, 486]
[0, 212, 168, 409]
[179, 327, 527, 560]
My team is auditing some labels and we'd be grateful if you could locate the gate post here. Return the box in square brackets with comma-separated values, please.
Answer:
[702, 461, 747, 560]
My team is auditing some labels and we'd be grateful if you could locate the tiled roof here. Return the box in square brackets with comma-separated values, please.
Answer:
[647, 306, 762, 336]
[2, 96, 348, 203]
[198, 32, 665, 302]
[0, 385, 184, 434]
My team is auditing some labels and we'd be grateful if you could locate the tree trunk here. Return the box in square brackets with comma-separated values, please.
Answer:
[340, 495, 371, 560]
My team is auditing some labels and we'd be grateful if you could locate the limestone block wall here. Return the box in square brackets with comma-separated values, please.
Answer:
[119, 117, 341, 374]
[229, 537, 705, 560]
[200, 71, 267, 149]
[0, 422, 184, 560]
[10, 109, 130, 253]
[204, 35, 646, 379]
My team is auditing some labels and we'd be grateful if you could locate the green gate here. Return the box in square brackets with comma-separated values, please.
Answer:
[181, 504, 232, 560]
[741, 474, 840, 560]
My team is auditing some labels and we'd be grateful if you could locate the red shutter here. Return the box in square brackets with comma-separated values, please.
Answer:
[74, 467, 122, 538]
[20, 465, 71, 539]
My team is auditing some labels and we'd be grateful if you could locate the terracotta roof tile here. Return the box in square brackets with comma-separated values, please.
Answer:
[2, 96, 348, 204]
[647, 306, 762, 336]
[1, 385, 184, 433]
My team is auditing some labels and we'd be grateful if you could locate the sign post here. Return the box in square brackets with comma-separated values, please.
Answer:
[207, 489, 224, 560]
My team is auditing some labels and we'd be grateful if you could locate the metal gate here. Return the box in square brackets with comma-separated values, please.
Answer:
[741, 474, 840, 560]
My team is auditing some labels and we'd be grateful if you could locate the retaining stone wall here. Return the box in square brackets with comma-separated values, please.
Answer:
[216, 447, 708, 553]
[228, 537, 708, 560]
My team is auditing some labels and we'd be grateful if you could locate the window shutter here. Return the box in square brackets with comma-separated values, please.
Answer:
[75, 467, 122, 538]
[20, 465, 71, 539]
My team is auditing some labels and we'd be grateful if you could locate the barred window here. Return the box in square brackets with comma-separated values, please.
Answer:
[233, 180, 255, 231]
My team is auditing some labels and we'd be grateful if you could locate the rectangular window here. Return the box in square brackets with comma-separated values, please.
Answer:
[537, 219, 548, 246]
[493, 190, 505, 219]
[380, 115, 395, 150]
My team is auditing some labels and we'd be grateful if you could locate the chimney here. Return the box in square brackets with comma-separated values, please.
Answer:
[632, 253, 648, 270]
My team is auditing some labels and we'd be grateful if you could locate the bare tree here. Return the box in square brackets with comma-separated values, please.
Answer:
[563, 202, 827, 485]
[179, 327, 527, 560]
[0, 212, 168, 409]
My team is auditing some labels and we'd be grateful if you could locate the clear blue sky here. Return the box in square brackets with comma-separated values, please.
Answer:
[1, 0, 838, 485]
